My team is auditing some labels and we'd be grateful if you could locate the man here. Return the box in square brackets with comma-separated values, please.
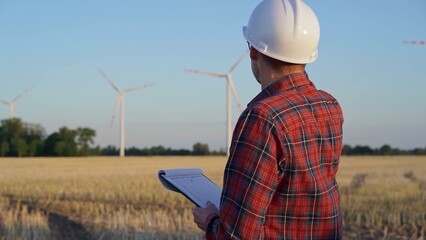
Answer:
[193, 0, 344, 239]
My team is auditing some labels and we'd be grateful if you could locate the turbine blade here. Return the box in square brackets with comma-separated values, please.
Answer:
[404, 40, 426, 45]
[228, 77, 243, 113]
[124, 83, 155, 93]
[184, 69, 225, 78]
[98, 69, 121, 93]
[0, 99, 9, 105]
[110, 96, 122, 127]
[12, 86, 33, 102]
[229, 50, 249, 74]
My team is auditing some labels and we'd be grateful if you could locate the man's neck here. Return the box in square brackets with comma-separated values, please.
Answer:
[260, 68, 305, 90]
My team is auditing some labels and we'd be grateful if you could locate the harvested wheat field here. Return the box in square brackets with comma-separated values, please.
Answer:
[0, 156, 425, 239]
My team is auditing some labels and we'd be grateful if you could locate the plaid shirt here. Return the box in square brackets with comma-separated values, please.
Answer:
[207, 72, 344, 239]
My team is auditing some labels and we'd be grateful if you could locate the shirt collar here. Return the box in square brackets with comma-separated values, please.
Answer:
[248, 72, 315, 107]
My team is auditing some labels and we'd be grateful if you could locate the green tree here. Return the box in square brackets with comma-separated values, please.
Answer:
[44, 127, 78, 156]
[76, 127, 96, 156]
[0, 141, 9, 157]
[192, 142, 210, 155]
[54, 141, 67, 156]
[43, 132, 58, 156]
[0, 119, 46, 157]
[413, 148, 426, 155]
[0, 118, 25, 139]
[27, 139, 44, 157]
[0, 118, 25, 156]
[352, 145, 373, 155]
[56, 127, 78, 156]
[12, 138, 27, 157]
[101, 145, 119, 156]
[151, 145, 166, 155]
[341, 144, 353, 155]
[88, 145, 101, 156]
[23, 123, 46, 156]
[379, 144, 392, 156]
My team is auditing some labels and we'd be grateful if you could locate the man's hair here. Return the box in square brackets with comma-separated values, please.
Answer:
[260, 53, 306, 71]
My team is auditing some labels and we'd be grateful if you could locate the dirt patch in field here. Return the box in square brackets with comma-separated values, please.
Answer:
[5, 196, 93, 240]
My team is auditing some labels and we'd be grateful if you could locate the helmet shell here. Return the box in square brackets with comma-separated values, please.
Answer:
[243, 0, 320, 64]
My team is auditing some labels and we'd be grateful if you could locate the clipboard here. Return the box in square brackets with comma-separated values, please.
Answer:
[158, 168, 221, 208]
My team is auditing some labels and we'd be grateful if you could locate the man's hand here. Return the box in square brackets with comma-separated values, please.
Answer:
[193, 201, 219, 232]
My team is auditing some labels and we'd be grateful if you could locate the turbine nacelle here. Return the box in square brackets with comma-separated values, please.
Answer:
[185, 51, 249, 156]
[98, 68, 154, 157]
[1, 86, 33, 119]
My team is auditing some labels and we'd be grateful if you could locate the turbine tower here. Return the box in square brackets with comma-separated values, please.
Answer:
[185, 50, 248, 156]
[0, 87, 33, 119]
[98, 69, 153, 157]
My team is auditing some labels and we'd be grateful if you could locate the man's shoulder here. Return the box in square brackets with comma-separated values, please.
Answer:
[248, 88, 313, 115]
[240, 92, 307, 132]
[242, 88, 343, 132]
[317, 89, 340, 104]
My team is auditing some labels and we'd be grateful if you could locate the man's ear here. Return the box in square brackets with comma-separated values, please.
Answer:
[249, 48, 258, 60]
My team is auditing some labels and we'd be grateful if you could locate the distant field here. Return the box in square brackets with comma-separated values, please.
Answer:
[0, 156, 425, 239]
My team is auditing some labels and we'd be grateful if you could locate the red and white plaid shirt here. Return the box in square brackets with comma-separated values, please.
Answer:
[207, 72, 344, 239]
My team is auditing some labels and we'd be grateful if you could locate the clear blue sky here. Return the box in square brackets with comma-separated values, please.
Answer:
[1, 0, 425, 150]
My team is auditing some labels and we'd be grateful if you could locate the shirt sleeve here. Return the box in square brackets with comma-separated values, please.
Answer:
[207, 107, 281, 239]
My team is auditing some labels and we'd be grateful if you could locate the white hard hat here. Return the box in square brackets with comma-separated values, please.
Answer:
[243, 0, 320, 64]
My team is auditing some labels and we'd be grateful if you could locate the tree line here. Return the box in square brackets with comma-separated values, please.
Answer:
[0, 118, 96, 157]
[0, 118, 224, 157]
[1, 118, 425, 157]
[100, 143, 225, 156]
[341, 144, 426, 156]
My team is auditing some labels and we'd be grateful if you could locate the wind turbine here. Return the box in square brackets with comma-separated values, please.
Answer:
[0, 86, 33, 119]
[98, 69, 154, 157]
[404, 40, 426, 45]
[185, 50, 249, 156]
